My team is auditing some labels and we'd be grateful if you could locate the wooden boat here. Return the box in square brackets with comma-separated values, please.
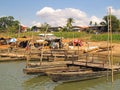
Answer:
[47, 65, 120, 82]
[23, 64, 68, 75]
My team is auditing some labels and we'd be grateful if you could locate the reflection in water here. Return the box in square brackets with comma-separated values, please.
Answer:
[0, 61, 120, 90]
[54, 74, 120, 90]
[23, 76, 60, 90]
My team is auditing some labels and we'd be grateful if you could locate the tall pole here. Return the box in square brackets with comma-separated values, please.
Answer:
[18, 17, 21, 38]
[107, 8, 110, 80]
[109, 7, 114, 83]
[40, 24, 49, 66]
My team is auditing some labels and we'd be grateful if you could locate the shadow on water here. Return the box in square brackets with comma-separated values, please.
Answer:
[22, 75, 61, 90]
[54, 74, 120, 90]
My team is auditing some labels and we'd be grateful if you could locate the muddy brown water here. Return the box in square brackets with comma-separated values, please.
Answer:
[0, 61, 120, 90]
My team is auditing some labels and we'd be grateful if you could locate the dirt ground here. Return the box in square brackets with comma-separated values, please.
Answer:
[62, 38, 120, 56]
[79, 41, 120, 55]
[0, 38, 120, 56]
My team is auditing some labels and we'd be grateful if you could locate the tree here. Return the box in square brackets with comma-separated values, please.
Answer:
[89, 21, 93, 26]
[0, 16, 20, 33]
[100, 15, 120, 32]
[41, 23, 50, 32]
[94, 22, 97, 26]
[31, 26, 38, 32]
[100, 22, 106, 26]
[62, 26, 68, 32]
[66, 18, 74, 31]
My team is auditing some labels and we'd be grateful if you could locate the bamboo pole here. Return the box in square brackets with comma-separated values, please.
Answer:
[107, 8, 111, 81]
[25, 41, 31, 68]
[109, 7, 114, 83]
[77, 39, 80, 60]
[18, 17, 21, 38]
[107, 7, 114, 83]
[40, 25, 49, 66]
[40, 48, 43, 66]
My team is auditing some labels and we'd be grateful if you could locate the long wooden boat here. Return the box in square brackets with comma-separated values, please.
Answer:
[23, 64, 68, 75]
[47, 66, 120, 82]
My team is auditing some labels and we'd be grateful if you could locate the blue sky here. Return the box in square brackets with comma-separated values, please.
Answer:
[0, 0, 120, 27]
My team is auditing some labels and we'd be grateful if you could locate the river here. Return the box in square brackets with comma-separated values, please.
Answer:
[0, 61, 120, 90]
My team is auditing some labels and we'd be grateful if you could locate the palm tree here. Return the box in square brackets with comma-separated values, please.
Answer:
[66, 18, 74, 31]
[89, 21, 92, 26]
[94, 22, 97, 26]
[41, 23, 50, 32]
[100, 22, 106, 26]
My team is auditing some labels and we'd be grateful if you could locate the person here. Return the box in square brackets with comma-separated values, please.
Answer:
[52, 41, 56, 49]
[55, 42, 59, 49]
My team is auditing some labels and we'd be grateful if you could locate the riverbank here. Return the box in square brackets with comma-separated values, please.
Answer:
[84, 41, 120, 55]
[0, 40, 120, 62]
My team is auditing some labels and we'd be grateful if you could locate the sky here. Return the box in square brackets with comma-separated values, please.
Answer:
[0, 0, 120, 27]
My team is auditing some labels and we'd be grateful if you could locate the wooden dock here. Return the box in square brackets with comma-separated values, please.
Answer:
[72, 60, 120, 70]
[39, 49, 79, 61]
[23, 58, 120, 75]
[0, 48, 80, 62]
[23, 52, 120, 75]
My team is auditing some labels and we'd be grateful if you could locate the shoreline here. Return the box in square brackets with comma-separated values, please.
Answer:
[0, 41, 120, 62]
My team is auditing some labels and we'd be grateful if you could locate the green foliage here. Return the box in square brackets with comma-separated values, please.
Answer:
[86, 28, 95, 34]
[0, 16, 20, 33]
[89, 21, 92, 26]
[41, 23, 50, 32]
[101, 15, 120, 32]
[31, 26, 37, 31]
[53, 31, 89, 39]
[62, 26, 68, 32]
[66, 18, 74, 31]
[91, 34, 107, 41]
[91, 33, 120, 42]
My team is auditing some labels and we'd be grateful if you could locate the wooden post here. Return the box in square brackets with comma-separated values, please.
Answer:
[106, 10, 110, 81]
[86, 53, 88, 66]
[26, 55, 28, 68]
[92, 54, 94, 63]
[72, 53, 74, 64]
[7, 47, 10, 55]
[25, 41, 31, 68]
[64, 50, 67, 60]
[26, 51, 30, 68]
[0, 49, 1, 59]
[109, 7, 114, 83]
[73, 31, 75, 49]
[107, 7, 114, 82]
[40, 48, 43, 66]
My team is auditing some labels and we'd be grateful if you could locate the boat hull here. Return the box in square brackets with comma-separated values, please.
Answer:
[48, 70, 120, 82]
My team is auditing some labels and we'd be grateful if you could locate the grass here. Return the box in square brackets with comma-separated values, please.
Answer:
[1, 31, 120, 43]
[91, 33, 120, 43]
[53, 31, 90, 39]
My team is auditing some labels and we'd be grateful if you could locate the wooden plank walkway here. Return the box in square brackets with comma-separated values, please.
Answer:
[72, 60, 120, 70]
[28, 61, 71, 67]
[0, 57, 25, 62]
[0, 53, 25, 58]
[23, 57, 120, 75]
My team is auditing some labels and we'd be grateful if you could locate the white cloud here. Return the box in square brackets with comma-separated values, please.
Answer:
[32, 21, 42, 27]
[112, 8, 120, 19]
[107, 7, 120, 19]
[90, 16, 102, 24]
[35, 7, 103, 27]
